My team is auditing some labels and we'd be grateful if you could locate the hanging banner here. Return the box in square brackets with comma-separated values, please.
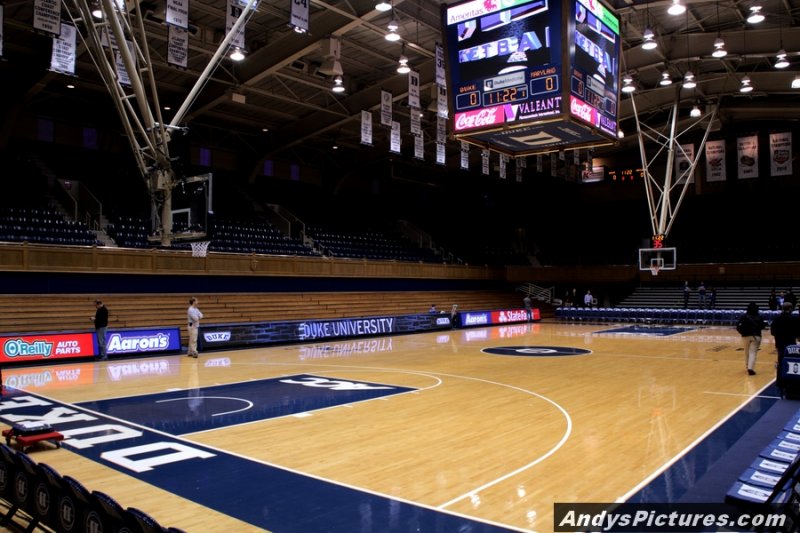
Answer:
[518, 156, 527, 168]
[380, 90, 392, 127]
[435, 43, 446, 87]
[166, 0, 189, 29]
[516, 162, 523, 182]
[34, 0, 62, 37]
[573, 150, 580, 165]
[414, 134, 424, 160]
[536, 155, 543, 173]
[436, 116, 446, 144]
[390, 121, 401, 153]
[461, 150, 469, 171]
[437, 85, 448, 119]
[290, 0, 309, 34]
[115, 40, 135, 87]
[770, 132, 792, 176]
[226, 0, 246, 50]
[50, 23, 76, 75]
[675, 143, 695, 184]
[737, 135, 759, 179]
[499, 154, 507, 179]
[705, 139, 726, 182]
[102, 27, 120, 50]
[168, 26, 188, 68]
[482, 149, 490, 175]
[550, 153, 557, 176]
[410, 110, 421, 136]
[436, 143, 445, 165]
[408, 71, 420, 109]
[360, 110, 373, 146]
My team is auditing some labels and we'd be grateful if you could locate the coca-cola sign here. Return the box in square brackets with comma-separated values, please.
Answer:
[454, 106, 505, 131]
[569, 96, 597, 126]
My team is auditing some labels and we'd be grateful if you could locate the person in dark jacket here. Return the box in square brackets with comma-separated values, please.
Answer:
[736, 302, 767, 375]
[91, 299, 109, 361]
[771, 302, 800, 386]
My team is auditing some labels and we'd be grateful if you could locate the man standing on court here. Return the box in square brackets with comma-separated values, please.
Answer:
[523, 294, 533, 322]
[91, 299, 109, 361]
[187, 297, 203, 358]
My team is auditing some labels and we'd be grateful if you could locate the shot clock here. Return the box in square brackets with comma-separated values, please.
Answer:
[442, 0, 620, 156]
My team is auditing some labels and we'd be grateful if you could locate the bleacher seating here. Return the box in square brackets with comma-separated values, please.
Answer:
[306, 225, 439, 262]
[0, 207, 100, 246]
[555, 305, 791, 326]
[209, 218, 318, 257]
[106, 215, 151, 248]
[0, 444, 180, 532]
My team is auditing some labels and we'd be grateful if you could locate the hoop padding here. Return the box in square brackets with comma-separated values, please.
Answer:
[190, 241, 210, 258]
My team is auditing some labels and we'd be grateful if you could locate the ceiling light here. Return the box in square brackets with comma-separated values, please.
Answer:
[375, 0, 392, 11]
[712, 37, 727, 58]
[332, 75, 345, 93]
[747, 6, 765, 24]
[385, 27, 401, 41]
[775, 50, 790, 69]
[740, 75, 753, 93]
[617, 129, 624, 139]
[792, 76, 800, 89]
[667, 0, 686, 16]
[690, 105, 701, 117]
[66, 84, 75, 89]
[91, 8, 103, 19]
[682, 70, 696, 89]
[230, 47, 246, 61]
[621, 75, 636, 93]
[397, 55, 410, 74]
[659, 71, 673, 86]
[642, 27, 657, 50]
[293, 26, 307, 34]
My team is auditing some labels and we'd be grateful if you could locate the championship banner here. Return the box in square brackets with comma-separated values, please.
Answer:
[34, 0, 62, 37]
[550, 152, 557, 176]
[516, 162, 523, 182]
[675, 143, 695, 184]
[705, 139, 726, 182]
[770, 132, 792, 176]
[290, 0, 309, 34]
[573, 150, 580, 165]
[50, 23, 76, 75]
[499, 153, 507, 179]
[166, 0, 189, 29]
[482, 149, 490, 175]
[408, 70, 420, 109]
[436, 143, 445, 165]
[410, 109, 421, 136]
[390, 121, 401, 153]
[437, 85, 448, 118]
[518, 156, 527, 168]
[414, 135, 424, 160]
[226, 0, 246, 50]
[536, 154, 543, 173]
[102, 27, 120, 49]
[437, 116, 446, 144]
[360, 110, 373, 146]
[380, 90, 392, 126]
[168, 26, 188, 68]
[460, 141, 469, 171]
[737, 135, 759, 179]
[435, 43, 446, 87]
[115, 40, 135, 87]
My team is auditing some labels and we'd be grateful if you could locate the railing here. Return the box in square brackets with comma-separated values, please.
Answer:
[54, 179, 103, 230]
[516, 282, 558, 305]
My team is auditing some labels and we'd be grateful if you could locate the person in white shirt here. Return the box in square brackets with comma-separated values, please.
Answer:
[584, 290, 594, 309]
[187, 297, 204, 358]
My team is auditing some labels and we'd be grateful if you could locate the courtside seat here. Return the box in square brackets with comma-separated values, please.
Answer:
[0, 444, 18, 525]
[62, 475, 104, 533]
[127, 506, 168, 533]
[94, 490, 138, 533]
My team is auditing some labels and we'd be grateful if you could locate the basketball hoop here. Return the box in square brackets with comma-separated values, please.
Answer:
[649, 265, 660, 276]
[190, 241, 210, 257]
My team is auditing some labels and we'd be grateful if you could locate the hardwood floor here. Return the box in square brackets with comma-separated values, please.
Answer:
[0, 321, 777, 532]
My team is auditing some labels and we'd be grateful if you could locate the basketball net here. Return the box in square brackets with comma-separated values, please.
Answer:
[190, 241, 210, 257]
[649, 265, 660, 276]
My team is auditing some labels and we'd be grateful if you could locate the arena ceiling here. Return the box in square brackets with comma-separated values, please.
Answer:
[3, 0, 800, 173]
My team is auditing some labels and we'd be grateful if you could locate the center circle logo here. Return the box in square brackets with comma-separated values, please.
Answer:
[482, 346, 592, 357]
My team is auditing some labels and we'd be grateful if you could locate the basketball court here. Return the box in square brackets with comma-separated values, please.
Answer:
[0, 320, 779, 532]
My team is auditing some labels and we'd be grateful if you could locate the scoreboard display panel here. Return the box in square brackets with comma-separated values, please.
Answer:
[442, 0, 620, 155]
[568, 0, 620, 137]
[443, 0, 563, 134]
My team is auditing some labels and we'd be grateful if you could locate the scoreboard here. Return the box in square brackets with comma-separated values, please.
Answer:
[442, 0, 620, 155]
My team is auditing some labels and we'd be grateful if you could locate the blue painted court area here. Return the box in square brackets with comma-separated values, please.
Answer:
[77, 374, 416, 435]
[597, 325, 695, 336]
[0, 383, 517, 532]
